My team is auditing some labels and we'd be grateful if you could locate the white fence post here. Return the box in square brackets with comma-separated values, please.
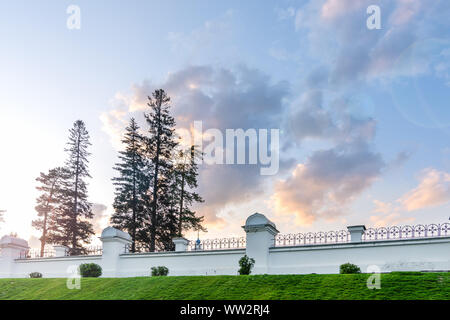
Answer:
[173, 238, 190, 252]
[242, 213, 279, 274]
[347, 225, 366, 242]
[53, 245, 69, 257]
[100, 227, 132, 277]
[0, 235, 29, 278]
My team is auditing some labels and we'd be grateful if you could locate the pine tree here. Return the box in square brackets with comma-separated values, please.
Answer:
[32, 167, 68, 257]
[53, 120, 94, 255]
[171, 145, 205, 237]
[111, 118, 149, 252]
[144, 89, 178, 252]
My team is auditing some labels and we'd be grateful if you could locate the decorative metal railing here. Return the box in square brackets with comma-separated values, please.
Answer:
[123, 244, 167, 253]
[274, 223, 450, 247]
[18, 249, 57, 259]
[362, 223, 450, 241]
[16, 223, 450, 256]
[275, 230, 350, 246]
[18, 245, 103, 259]
[188, 237, 246, 251]
[82, 246, 103, 256]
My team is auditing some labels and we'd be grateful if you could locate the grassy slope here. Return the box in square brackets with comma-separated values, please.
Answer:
[0, 273, 449, 300]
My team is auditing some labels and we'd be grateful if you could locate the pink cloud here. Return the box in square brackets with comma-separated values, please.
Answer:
[399, 168, 450, 211]
[321, 0, 366, 21]
[272, 143, 384, 225]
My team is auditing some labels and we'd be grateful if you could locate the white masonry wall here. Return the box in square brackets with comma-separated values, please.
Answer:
[118, 249, 245, 277]
[0, 213, 449, 278]
[8, 256, 102, 278]
[268, 238, 450, 274]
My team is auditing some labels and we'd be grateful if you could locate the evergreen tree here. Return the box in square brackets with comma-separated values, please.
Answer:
[52, 120, 94, 255]
[111, 118, 149, 252]
[171, 145, 205, 237]
[144, 89, 178, 252]
[32, 167, 68, 257]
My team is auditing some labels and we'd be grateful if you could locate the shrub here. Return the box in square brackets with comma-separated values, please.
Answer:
[151, 266, 169, 276]
[79, 263, 102, 278]
[29, 272, 42, 278]
[340, 263, 361, 274]
[238, 255, 255, 275]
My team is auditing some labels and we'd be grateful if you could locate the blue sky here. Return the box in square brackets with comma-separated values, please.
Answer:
[0, 0, 449, 246]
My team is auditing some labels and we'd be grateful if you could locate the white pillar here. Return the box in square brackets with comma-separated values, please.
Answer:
[53, 245, 69, 257]
[173, 238, 190, 252]
[242, 213, 279, 275]
[0, 235, 29, 278]
[347, 225, 366, 243]
[100, 227, 132, 277]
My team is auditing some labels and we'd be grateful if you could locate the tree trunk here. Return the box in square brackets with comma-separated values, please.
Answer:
[72, 131, 81, 254]
[40, 178, 57, 257]
[178, 171, 185, 238]
[132, 138, 137, 253]
[150, 92, 163, 252]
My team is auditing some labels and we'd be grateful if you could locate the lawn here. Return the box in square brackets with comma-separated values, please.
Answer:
[0, 273, 449, 300]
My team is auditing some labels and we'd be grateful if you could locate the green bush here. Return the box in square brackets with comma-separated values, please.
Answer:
[339, 263, 361, 274]
[151, 266, 169, 276]
[29, 272, 42, 278]
[79, 263, 102, 278]
[238, 255, 255, 275]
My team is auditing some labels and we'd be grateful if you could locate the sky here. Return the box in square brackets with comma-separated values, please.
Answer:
[0, 0, 450, 248]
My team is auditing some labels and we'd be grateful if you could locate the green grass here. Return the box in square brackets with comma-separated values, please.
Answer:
[0, 273, 449, 300]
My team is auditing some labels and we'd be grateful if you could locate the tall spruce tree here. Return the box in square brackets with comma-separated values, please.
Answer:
[53, 120, 94, 255]
[171, 145, 205, 237]
[111, 118, 149, 252]
[32, 167, 68, 257]
[144, 89, 178, 252]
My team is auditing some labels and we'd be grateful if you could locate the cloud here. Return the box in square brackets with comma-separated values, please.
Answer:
[372, 199, 394, 214]
[284, 0, 450, 85]
[27, 235, 41, 248]
[369, 212, 415, 227]
[272, 142, 384, 225]
[369, 168, 450, 226]
[398, 168, 450, 211]
[320, 0, 366, 21]
[167, 10, 235, 63]
[275, 7, 296, 20]
[101, 65, 290, 228]
[369, 199, 415, 227]
[91, 203, 108, 234]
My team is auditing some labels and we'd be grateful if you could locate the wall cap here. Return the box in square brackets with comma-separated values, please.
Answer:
[242, 213, 279, 235]
[347, 225, 367, 232]
[0, 235, 29, 249]
[173, 237, 190, 244]
[100, 226, 132, 242]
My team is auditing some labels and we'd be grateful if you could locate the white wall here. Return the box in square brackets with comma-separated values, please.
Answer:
[118, 249, 245, 277]
[269, 238, 450, 274]
[1, 213, 449, 278]
[11, 256, 102, 278]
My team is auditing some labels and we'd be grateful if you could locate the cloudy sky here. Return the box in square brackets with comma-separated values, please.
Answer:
[1, 0, 450, 247]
